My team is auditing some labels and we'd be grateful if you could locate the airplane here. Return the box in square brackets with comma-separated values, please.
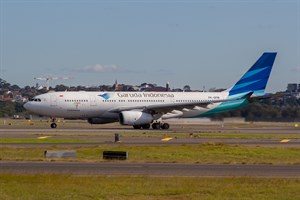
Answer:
[34, 76, 72, 90]
[24, 52, 277, 129]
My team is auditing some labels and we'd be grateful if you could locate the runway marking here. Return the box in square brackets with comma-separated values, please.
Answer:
[37, 136, 51, 139]
[161, 137, 173, 141]
[280, 139, 290, 143]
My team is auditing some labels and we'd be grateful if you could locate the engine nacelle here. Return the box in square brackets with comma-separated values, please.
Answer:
[87, 118, 117, 124]
[119, 111, 153, 125]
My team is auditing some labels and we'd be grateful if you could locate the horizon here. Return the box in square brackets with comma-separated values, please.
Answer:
[1, 76, 295, 93]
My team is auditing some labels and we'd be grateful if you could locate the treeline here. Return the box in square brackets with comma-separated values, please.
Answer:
[0, 101, 27, 117]
[211, 96, 300, 121]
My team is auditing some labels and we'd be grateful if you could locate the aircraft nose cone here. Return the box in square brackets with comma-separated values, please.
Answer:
[23, 102, 30, 110]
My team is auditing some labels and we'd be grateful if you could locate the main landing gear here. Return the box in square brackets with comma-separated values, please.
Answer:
[133, 122, 170, 130]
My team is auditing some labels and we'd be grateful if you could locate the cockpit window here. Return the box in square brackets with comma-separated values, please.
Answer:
[30, 98, 41, 102]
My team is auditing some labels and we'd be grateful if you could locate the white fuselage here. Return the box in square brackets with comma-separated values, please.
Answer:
[24, 91, 229, 119]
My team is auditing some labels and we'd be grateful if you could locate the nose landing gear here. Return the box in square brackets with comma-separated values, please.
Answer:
[50, 118, 57, 128]
[50, 122, 57, 128]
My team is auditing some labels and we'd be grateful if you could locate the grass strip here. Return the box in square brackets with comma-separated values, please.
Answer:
[0, 174, 299, 200]
[197, 133, 300, 139]
[0, 138, 91, 143]
[1, 143, 299, 164]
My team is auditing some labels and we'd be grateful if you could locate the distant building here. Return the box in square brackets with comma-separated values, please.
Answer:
[287, 83, 298, 93]
[14, 95, 28, 103]
[113, 80, 123, 91]
[286, 83, 300, 99]
[166, 82, 170, 91]
[0, 96, 13, 101]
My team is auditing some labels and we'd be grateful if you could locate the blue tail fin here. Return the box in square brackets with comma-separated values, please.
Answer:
[228, 52, 277, 97]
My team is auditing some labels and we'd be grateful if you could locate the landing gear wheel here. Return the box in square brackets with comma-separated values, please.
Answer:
[152, 123, 161, 129]
[161, 123, 170, 130]
[142, 124, 150, 129]
[50, 123, 57, 129]
[133, 125, 142, 129]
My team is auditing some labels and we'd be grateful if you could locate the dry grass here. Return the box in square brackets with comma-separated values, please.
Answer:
[0, 174, 299, 200]
[1, 143, 299, 164]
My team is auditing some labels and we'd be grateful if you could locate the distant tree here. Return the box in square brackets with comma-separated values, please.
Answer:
[183, 85, 191, 91]
[10, 84, 20, 90]
[55, 84, 70, 91]
[15, 102, 25, 113]
[0, 101, 15, 117]
[281, 106, 300, 118]
[127, 86, 136, 91]
[285, 96, 299, 106]
[0, 78, 10, 89]
[76, 85, 87, 91]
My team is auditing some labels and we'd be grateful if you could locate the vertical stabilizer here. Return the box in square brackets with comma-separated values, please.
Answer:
[228, 52, 277, 97]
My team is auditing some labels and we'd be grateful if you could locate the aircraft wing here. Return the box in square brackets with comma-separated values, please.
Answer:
[109, 102, 209, 114]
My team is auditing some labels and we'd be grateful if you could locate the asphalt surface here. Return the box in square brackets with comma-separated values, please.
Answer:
[1, 138, 300, 148]
[1, 126, 299, 147]
[1, 124, 300, 134]
[1, 161, 299, 177]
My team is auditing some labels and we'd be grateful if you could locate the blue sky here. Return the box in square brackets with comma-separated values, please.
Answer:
[0, 0, 299, 92]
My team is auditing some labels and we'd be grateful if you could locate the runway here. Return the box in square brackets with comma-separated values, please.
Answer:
[1, 124, 300, 134]
[1, 138, 300, 148]
[1, 125, 299, 147]
[1, 161, 299, 177]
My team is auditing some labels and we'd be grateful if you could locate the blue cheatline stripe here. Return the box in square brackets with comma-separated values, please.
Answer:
[235, 66, 271, 85]
[242, 66, 269, 79]
[232, 79, 260, 90]
[230, 79, 268, 96]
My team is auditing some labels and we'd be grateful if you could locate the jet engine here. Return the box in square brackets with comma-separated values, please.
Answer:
[119, 111, 153, 125]
[87, 118, 117, 124]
